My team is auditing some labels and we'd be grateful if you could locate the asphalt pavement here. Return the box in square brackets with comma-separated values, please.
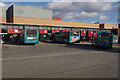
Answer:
[2, 42, 119, 78]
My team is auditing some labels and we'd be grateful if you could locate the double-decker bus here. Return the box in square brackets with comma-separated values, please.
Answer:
[19, 29, 39, 44]
[92, 31, 113, 48]
[51, 30, 80, 43]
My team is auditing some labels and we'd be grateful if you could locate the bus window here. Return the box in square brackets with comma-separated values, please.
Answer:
[27, 30, 37, 36]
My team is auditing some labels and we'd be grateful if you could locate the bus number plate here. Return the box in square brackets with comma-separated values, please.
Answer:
[72, 38, 78, 41]
[27, 37, 36, 40]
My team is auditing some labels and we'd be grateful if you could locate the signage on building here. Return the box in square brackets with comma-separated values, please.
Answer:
[88, 31, 94, 37]
[7, 28, 19, 34]
[52, 30, 59, 33]
[81, 30, 86, 36]
[39, 29, 48, 34]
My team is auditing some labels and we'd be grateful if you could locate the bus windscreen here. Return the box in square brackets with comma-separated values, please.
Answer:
[71, 32, 79, 36]
[27, 30, 37, 35]
[99, 33, 112, 38]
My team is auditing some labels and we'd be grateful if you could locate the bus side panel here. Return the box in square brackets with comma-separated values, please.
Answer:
[56, 32, 69, 43]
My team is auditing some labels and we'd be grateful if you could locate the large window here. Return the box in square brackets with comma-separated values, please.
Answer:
[34, 26, 39, 29]
[52, 27, 58, 30]
[25, 26, 29, 29]
[48, 27, 51, 30]
[7, 25, 13, 28]
[1, 25, 7, 33]
[19, 26, 23, 30]
[27, 30, 37, 35]
[39, 27, 42, 29]
[58, 27, 62, 30]
[71, 31, 79, 36]
[41, 26, 48, 29]
[13, 26, 18, 28]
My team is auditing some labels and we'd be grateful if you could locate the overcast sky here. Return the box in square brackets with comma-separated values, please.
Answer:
[0, 0, 119, 24]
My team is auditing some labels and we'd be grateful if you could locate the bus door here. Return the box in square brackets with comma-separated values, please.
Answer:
[24, 29, 39, 43]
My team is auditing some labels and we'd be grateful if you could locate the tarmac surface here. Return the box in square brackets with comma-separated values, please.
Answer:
[2, 42, 119, 78]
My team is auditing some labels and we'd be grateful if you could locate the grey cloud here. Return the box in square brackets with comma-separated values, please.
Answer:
[53, 11, 99, 20]
[72, 2, 112, 12]
[99, 14, 110, 21]
[46, 2, 77, 12]
[0, 2, 8, 6]
[46, 2, 112, 21]
[47, 2, 113, 12]
[53, 0, 119, 2]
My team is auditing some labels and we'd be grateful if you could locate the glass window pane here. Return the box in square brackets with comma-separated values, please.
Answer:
[13, 26, 18, 28]
[59, 27, 62, 30]
[48, 27, 51, 30]
[39, 27, 42, 29]
[7, 25, 12, 28]
[19, 26, 23, 29]
[52, 27, 55, 29]
[25, 26, 29, 29]
[1, 25, 7, 29]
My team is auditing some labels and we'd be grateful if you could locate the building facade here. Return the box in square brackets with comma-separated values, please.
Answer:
[6, 4, 53, 23]
[0, 6, 8, 23]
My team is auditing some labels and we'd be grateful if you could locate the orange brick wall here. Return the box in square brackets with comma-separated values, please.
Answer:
[0, 17, 6, 23]
[11, 16, 99, 28]
[104, 24, 118, 29]
[6, 16, 118, 29]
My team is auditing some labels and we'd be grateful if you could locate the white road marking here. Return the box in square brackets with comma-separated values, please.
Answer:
[1, 53, 84, 61]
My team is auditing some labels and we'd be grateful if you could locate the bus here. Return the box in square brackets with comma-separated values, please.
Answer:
[51, 30, 80, 43]
[19, 29, 39, 44]
[92, 31, 113, 48]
